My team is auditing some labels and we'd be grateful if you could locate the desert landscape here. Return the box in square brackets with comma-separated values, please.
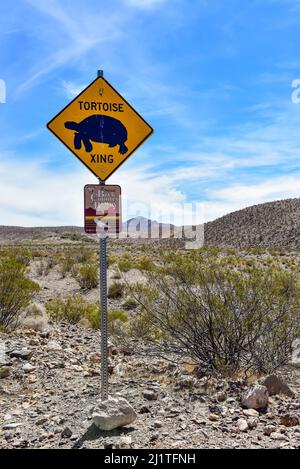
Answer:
[0, 199, 299, 450]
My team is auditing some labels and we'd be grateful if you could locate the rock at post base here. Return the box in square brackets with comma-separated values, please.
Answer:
[241, 385, 269, 410]
[92, 396, 137, 431]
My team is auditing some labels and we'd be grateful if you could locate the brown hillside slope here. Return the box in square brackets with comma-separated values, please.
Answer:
[204, 198, 300, 249]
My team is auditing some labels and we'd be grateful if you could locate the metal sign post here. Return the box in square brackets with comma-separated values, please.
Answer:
[97, 69, 108, 401]
[100, 230, 108, 401]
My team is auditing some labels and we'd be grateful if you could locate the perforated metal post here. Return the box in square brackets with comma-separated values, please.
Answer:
[97, 68, 108, 400]
[100, 234, 108, 401]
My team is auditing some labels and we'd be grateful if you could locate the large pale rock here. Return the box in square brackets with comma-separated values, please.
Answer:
[262, 375, 295, 398]
[0, 344, 11, 366]
[8, 348, 32, 360]
[92, 396, 137, 431]
[237, 418, 248, 432]
[241, 385, 269, 410]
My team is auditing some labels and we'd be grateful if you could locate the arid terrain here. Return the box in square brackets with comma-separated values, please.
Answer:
[0, 200, 300, 449]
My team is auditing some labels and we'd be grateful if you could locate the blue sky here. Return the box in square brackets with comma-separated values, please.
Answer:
[1, 0, 300, 226]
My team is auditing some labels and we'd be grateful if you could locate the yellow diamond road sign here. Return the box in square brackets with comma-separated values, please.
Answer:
[47, 76, 153, 181]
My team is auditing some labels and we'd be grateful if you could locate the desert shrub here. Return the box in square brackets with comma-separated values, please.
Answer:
[59, 255, 76, 278]
[72, 262, 99, 290]
[108, 309, 128, 335]
[75, 247, 94, 264]
[122, 296, 138, 310]
[118, 256, 134, 272]
[130, 252, 300, 376]
[0, 247, 32, 266]
[36, 258, 56, 276]
[135, 256, 155, 271]
[0, 258, 40, 330]
[111, 270, 121, 280]
[108, 281, 125, 299]
[46, 295, 100, 328]
[20, 303, 48, 332]
[107, 254, 117, 267]
[14, 248, 32, 267]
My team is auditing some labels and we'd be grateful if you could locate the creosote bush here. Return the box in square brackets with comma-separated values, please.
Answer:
[108, 281, 125, 299]
[0, 258, 40, 330]
[108, 309, 128, 336]
[131, 251, 300, 376]
[46, 296, 127, 333]
[72, 262, 99, 290]
[46, 295, 100, 329]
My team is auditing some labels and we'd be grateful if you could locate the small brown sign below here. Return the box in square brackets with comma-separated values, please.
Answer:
[84, 184, 121, 235]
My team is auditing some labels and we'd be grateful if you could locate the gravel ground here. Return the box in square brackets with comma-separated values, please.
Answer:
[1, 324, 300, 450]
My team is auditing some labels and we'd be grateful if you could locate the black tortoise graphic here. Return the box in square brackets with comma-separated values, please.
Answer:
[64, 114, 128, 154]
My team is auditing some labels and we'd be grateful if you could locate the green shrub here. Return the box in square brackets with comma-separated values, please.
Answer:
[131, 252, 300, 376]
[135, 256, 155, 271]
[108, 309, 128, 335]
[14, 248, 32, 267]
[46, 295, 100, 328]
[111, 270, 121, 280]
[59, 255, 76, 278]
[121, 296, 138, 310]
[36, 258, 55, 276]
[0, 258, 40, 330]
[108, 282, 125, 299]
[118, 257, 134, 272]
[75, 247, 94, 264]
[73, 262, 99, 290]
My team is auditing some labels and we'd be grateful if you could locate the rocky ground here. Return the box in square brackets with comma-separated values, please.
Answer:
[1, 324, 300, 450]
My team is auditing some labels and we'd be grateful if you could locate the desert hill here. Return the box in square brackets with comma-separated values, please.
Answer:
[205, 198, 300, 249]
[0, 198, 299, 248]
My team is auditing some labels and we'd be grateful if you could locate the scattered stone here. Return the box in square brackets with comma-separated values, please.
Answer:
[143, 389, 158, 401]
[208, 414, 219, 422]
[114, 363, 125, 376]
[270, 432, 289, 442]
[139, 405, 151, 414]
[264, 425, 277, 436]
[248, 417, 258, 430]
[0, 367, 10, 379]
[0, 348, 11, 366]
[36, 417, 48, 426]
[216, 392, 227, 403]
[237, 418, 248, 432]
[262, 375, 295, 398]
[241, 385, 269, 410]
[2, 423, 22, 430]
[22, 363, 36, 373]
[8, 348, 32, 360]
[47, 341, 62, 352]
[280, 414, 299, 428]
[92, 396, 137, 431]
[115, 436, 132, 448]
[243, 409, 259, 417]
[154, 420, 163, 428]
[61, 427, 72, 439]
[89, 352, 101, 363]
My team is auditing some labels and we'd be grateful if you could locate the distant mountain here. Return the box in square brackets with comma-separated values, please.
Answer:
[0, 198, 299, 248]
[123, 216, 175, 235]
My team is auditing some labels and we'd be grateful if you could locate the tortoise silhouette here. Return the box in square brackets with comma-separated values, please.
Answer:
[64, 114, 128, 154]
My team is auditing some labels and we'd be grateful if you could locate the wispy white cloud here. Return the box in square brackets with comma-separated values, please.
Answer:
[61, 80, 88, 99]
[125, 0, 167, 8]
[17, 0, 126, 93]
